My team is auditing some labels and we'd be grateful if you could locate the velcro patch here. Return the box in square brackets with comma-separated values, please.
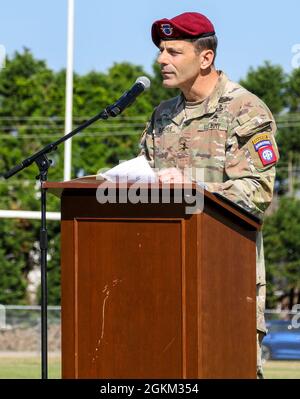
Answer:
[258, 145, 277, 166]
[237, 110, 258, 126]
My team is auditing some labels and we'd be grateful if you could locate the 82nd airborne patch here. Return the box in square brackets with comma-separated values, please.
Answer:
[252, 133, 277, 167]
[258, 145, 277, 166]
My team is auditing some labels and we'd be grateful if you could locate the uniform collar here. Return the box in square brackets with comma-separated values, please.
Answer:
[203, 70, 229, 115]
[162, 71, 229, 125]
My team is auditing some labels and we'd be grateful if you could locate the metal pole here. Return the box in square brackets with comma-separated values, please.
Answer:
[40, 183, 48, 379]
[0, 210, 60, 220]
[64, 0, 75, 181]
[34, 154, 52, 380]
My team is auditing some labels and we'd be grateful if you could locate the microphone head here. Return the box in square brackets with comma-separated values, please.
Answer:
[135, 76, 151, 90]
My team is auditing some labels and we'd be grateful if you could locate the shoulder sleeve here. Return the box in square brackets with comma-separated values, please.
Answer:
[232, 98, 279, 172]
[205, 94, 279, 217]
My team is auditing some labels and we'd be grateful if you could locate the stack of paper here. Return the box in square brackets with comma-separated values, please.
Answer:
[98, 156, 157, 183]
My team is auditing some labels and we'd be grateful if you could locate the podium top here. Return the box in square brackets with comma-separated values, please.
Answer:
[43, 176, 262, 229]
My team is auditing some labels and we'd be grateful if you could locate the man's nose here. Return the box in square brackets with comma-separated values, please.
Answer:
[157, 50, 168, 65]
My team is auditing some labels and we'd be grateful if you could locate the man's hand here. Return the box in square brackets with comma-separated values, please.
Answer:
[157, 167, 192, 184]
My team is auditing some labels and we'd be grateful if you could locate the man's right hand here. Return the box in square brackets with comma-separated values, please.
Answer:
[157, 168, 191, 184]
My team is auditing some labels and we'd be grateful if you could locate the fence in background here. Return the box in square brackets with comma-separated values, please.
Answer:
[0, 306, 299, 355]
[0, 305, 60, 353]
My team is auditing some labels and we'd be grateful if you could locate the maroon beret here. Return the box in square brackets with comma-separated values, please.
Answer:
[151, 12, 215, 47]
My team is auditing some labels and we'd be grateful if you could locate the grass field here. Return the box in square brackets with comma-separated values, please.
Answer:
[0, 355, 299, 379]
[0, 354, 61, 379]
[264, 360, 300, 379]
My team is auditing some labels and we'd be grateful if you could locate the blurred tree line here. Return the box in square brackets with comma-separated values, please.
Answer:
[0, 49, 299, 308]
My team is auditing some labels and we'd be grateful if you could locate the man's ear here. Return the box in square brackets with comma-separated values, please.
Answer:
[199, 49, 215, 70]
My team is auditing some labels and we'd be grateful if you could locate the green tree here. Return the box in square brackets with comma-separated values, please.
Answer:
[264, 197, 300, 308]
[239, 61, 287, 115]
[273, 68, 300, 193]
[0, 49, 62, 304]
[285, 67, 300, 112]
[239, 62, 300, 195]
[0, 218, 35, 304]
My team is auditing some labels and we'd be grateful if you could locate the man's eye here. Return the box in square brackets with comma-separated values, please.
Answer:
[158, 49, 182, 56]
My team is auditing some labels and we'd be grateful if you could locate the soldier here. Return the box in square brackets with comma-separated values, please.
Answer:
[140, 12, 279, 378]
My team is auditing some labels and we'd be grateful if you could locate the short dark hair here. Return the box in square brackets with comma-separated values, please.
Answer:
[192, 34, 218, 64]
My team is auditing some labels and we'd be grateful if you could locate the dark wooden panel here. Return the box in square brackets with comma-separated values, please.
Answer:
[198, 212, 256, 378]
[61, 190, 193, 221]
[75, 219, 183, 378]
[61, 220, 76, 378]
[183, 216, 200, 378]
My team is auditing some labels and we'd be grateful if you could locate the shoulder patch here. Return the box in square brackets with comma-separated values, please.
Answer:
[246, 131, 279, 170]
[252, 133, 272, 151]
[258, 145, 277, 166]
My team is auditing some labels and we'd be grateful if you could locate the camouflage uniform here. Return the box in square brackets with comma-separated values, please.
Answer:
[140, 71, 279, 377]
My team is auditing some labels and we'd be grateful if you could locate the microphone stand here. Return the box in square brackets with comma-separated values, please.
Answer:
[3, 106, 115, 379]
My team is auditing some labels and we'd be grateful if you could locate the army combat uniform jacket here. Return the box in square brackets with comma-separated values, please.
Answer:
[140, 71, 279, 332]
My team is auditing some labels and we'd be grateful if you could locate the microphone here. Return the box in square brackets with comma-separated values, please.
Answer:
[106, 76, 151, 117]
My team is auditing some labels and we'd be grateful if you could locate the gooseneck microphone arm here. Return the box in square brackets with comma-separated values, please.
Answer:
[2, 76, 150, 380]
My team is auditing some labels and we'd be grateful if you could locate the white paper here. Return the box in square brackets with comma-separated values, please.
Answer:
[98, 155, 157, 183]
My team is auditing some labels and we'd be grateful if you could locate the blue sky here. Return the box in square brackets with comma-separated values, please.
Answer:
[0, 0, 299, 82]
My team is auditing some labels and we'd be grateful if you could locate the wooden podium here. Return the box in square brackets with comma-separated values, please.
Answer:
[45, 178, 260, 379]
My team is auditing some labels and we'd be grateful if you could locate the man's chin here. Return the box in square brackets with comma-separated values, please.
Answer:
[162, 79, 178, 89]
